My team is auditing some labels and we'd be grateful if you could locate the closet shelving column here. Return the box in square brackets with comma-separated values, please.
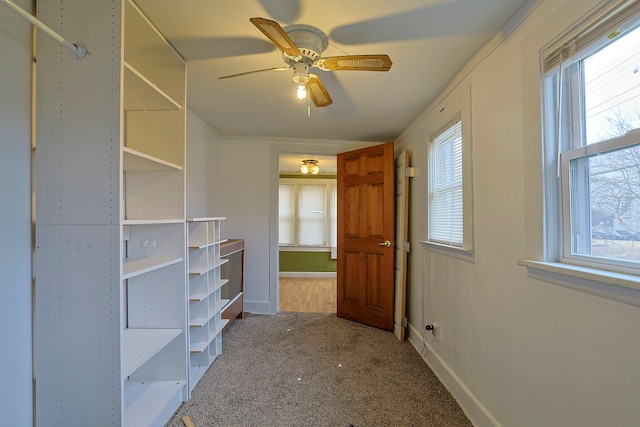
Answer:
[186, 217, 229, 391]
[34, 1, 186, 425]
[121, 0, 188, 425]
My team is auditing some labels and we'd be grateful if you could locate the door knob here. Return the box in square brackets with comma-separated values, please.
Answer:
[378, 240, 391, 247]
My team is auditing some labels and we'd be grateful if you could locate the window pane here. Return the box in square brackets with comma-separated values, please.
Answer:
[298, 184, 326, 245]
[544, 4, 640, 272]
[584, 25, 640, 145]
[570, 143, 640, 262]
[279, 184, 295, 244]
[429, 120, 463, 246]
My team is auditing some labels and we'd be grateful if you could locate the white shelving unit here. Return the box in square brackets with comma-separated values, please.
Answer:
[186, 217, 230, 391]
[121, 0, 188, 424]
[35, 1, 187, 426]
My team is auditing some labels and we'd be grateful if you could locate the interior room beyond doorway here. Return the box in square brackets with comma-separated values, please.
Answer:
[278, 153, 337, 313]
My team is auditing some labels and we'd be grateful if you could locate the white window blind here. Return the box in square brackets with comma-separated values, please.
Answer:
[544, 0, 640, 73]
[278, 184, 295, 245]
[330, 183, 337, 248]
[428, 119, 463, 246]
[298, 184, 326, 245]
[278, 179, 336, 247]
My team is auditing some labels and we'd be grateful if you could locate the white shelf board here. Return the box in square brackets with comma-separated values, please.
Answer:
[122, 219, 184, 225]
[124, 0, 184, 70]
[189, 341, 208, 354]
[188, 258, 228, 276]
[187, 217, 226, 222]
[124, 379, 185, 427]
[188, 242, 210, 250]
[123, 62, 182, 111]
[123, 146, 182, 171]
[188, 239, 228, 250]
[123, 257, 182, 279]
[210, 319, 229, 340]
[215, 299, 230, 315]
[190, 320, 220, 353]
[189, 282, 220, 301]
[189, 312, 214, 328]
[188, 291, 210, 302]
[213, 278, 229, 292]
[122, 328, 182, 377]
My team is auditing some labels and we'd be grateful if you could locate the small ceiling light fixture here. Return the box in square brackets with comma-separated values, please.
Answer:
[296, 84, 307, 100]
[293, 62, 309, 100]
[300, 159, 320, 175]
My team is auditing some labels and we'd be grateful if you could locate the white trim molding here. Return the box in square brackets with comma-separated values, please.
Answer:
[279, 272, 337, 278]
[518, 259, 640, 307]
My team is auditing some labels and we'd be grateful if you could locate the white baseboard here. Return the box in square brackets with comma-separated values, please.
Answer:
[407, 323, 501, 427]
[279, 272, 337, 278]
[243, 300, 272, 314]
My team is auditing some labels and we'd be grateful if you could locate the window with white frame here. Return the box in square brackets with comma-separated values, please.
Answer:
[425, 106, 473, 255]
[278, 178, 337, 247]
[429, 118, 463, 246]
[542, 1, 640, 273]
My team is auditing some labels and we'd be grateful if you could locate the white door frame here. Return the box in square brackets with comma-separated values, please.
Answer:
[267, 141, 374, 313]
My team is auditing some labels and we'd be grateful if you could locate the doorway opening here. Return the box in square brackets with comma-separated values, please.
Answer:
[277, 152, 337, 313]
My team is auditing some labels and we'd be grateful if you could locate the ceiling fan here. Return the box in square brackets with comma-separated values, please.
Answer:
[219, 17, 393, 107]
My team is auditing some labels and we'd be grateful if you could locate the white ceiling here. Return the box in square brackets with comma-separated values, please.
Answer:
[135, 0, 529, 142]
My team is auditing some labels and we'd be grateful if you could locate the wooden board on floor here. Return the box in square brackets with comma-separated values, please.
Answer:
[279, 277, 336, 313]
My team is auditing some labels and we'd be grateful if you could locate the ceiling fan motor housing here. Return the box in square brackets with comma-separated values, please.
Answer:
[283, 24, 328, 64]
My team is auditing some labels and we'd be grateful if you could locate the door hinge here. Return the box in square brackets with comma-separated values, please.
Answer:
[405, 166, 416, 177]
[403, 242, 410, 252]
[401, 317, 408, 327]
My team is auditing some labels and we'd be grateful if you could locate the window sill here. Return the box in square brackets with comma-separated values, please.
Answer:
[420, 240, 474, 263]
[518, 259, 640, 307]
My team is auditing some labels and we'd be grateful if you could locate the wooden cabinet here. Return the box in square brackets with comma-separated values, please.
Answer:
[186, 218, 228, 391]
[221, 239, 245, 327]
[35, 1, 187, 425]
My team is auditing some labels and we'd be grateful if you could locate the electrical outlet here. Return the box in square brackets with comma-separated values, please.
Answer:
[141, 239, 156, 248]
[432, 321, 441, 340]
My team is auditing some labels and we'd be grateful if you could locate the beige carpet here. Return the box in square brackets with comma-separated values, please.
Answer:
[166, 312, 472, 427]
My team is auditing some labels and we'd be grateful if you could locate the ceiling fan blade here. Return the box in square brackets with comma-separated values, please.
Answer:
[249, 17, 301, 59]
[219, 66, 289, 80]
[308, 74, 332, 107]
[316, 54, 392, 71]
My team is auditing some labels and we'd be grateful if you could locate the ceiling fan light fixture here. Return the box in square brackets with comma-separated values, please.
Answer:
[292, 62, 310, 101]
[296, 84, 307, 100]
[300, 159, 320, 175]
[292, 62, 310, 83]
[227, 18, 392, 109]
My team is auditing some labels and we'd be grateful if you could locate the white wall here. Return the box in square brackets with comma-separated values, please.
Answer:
[218, 137, 373, 314]
[5, 0, 639, 424]
[186, 109, 221, 217]
[0, 0, 33, 425]
[397, 0, 640, 426]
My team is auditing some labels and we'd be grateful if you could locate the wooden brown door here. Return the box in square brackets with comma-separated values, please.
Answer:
[337, 142, 395, 330]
